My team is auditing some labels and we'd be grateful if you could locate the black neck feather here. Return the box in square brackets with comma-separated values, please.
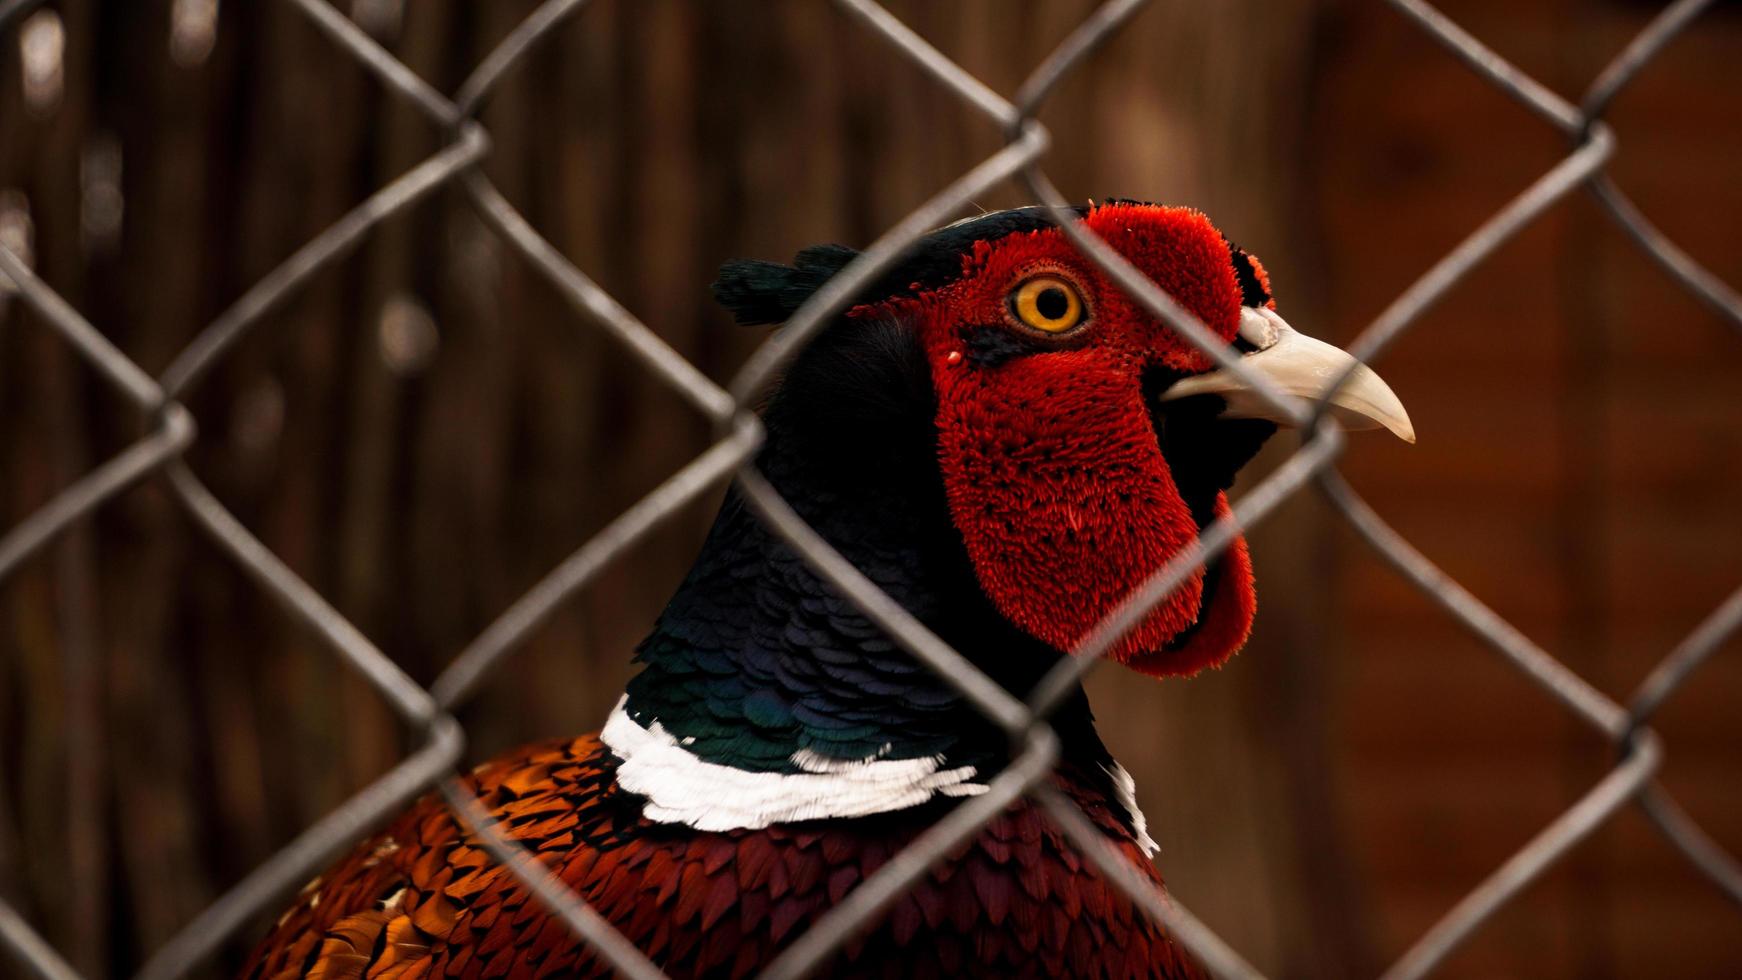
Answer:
[624, 314, 1114, 787]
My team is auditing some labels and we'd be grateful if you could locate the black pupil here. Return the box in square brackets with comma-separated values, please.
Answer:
[1035, 286, 1070, 321]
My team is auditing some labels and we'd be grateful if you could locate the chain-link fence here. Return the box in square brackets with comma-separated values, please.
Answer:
[1, 0, 1739, 977]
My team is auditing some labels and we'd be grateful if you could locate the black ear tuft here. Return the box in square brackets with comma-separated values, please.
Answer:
[711, 244, 860, 326]
[792, 243, 858, 273]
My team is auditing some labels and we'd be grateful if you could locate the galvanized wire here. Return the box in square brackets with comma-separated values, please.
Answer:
[0, 1, 1738, 978]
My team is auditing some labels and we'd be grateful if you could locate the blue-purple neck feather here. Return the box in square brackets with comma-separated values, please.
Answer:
[623, 313, 1111, 782]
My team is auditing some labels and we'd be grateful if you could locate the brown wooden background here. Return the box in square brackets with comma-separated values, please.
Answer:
[2, 1, 1739, 977]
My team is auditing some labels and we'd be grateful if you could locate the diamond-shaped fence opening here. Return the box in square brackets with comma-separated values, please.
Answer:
[1, 0, 1739, 978]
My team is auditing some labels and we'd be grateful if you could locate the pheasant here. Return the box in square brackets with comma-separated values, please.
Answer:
[244, 201, 1412, 979]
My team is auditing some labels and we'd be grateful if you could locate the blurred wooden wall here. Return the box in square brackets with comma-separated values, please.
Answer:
[0, 1, 1737, 977]
[1313, 1, 1742, 977]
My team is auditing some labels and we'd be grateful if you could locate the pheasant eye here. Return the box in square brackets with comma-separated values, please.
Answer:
[1010, 275, 1085, 334]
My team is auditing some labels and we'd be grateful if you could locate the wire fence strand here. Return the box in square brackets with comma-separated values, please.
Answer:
[1, 0, 1738, 978]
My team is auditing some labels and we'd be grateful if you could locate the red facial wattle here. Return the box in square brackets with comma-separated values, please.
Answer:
[853, 203, 1262, 677]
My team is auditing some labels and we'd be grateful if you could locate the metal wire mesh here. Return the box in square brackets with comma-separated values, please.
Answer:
[2, 0, 1739, 978]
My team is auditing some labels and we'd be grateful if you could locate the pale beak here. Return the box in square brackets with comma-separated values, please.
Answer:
[1159, 307, 1416, 443]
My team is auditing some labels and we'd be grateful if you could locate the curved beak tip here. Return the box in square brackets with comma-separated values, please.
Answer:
[1388, 412, 1418, 445]
[1350, 370, 1415, 445]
